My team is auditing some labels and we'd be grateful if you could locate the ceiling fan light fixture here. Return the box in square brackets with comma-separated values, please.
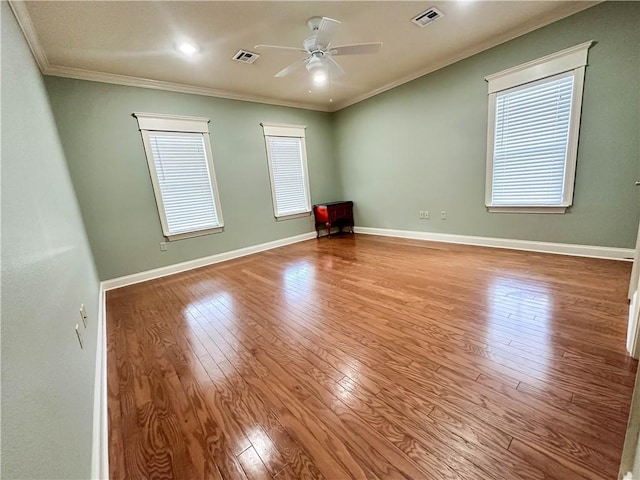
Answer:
[307, 56, 328, 86]
[312, 69, 328, 86]
[258, 15, 380, 85]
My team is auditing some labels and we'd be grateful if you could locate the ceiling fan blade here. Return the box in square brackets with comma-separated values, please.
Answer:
[330, 42, 383, 56]
[314, 17, 341, 48]
[274, 58, 308, 78]
[326, 56, 345, 78]
[254, 44, 307, 54]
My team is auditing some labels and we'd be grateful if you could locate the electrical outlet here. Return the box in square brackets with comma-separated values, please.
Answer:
[424, 210, 430, 220]
[160, 242, 167, 252]
[80, 304, 88, 328]
[75, 324, 84, 349]
[440, 211, 447, 220]
[419, 211, 425, 219]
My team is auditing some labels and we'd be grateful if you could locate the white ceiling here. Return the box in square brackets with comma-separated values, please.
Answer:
[14, 1, 597, 112]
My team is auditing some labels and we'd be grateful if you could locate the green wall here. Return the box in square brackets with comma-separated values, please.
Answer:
[334, 1, 640, 248]
[1, 4, 100, 479]
[45, 78, 341, 280]
[45, 1, 640, 285]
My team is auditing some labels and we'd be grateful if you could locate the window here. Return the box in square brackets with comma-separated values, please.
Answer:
[134, 113, 224, 240]
[261, 123, 311, 220]
[485, 41, 593, 213]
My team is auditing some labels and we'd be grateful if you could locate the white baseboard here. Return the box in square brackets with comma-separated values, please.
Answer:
[628, 290, 640, 358]
[354, 226, 634, 261]
[102, 231, 317, 291]
[91, 285, 108, 479]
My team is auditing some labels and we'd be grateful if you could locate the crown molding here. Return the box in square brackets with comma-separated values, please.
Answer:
[43, 65, 331, 112]
[8, 0, 50, 71]
[331, 1, 600, 111]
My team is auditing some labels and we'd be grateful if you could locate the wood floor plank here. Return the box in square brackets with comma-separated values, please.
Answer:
[199, 355, 289, 477]
[508, 438, 594, 480]
[216, 360, 327, 480]
[107, 234, 637, 480]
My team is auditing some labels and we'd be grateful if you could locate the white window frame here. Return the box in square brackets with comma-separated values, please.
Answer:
[261, 122, 312, 220]
[134, 112, 224, 240]
[484, 41, 593, 213]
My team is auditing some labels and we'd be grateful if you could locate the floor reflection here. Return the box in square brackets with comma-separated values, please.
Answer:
[487, 275, 552, 374]
[334, 374, 360, 406]
[245, 426, 277, 466]
[182, 289, 239, 364]
[283, 260, 315, 304]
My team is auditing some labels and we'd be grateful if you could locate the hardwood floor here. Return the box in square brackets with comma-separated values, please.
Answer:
[106, 234, 638, 480]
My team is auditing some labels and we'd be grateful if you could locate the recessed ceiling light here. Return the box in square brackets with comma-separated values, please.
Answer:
[177, 41, 198, 56]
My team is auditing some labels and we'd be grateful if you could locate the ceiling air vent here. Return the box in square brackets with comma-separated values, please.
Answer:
[411, 7, 444, 27]
[232, 50, 260, 64]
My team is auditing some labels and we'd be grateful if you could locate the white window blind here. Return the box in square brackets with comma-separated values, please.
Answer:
[262, 123, 311, 219]
[491, 73, 574, 207]
[484, 42, 592, 213]
[134, 113, 224, 240]
[149, 132, 220, 234]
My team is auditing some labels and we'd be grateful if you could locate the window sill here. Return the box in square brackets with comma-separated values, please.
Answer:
[165, 225, 224, 241]
[487, 206, 569, 214]
[275, 211, 312, 221]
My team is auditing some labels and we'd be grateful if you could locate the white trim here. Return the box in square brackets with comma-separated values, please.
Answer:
[275, 211, 312, 221]
[165, 226, 224, 241]
[91, 285, 108, 479]
[260, 123, 307, 137]
[628, 222, 640, 356]
[354, 227, 634, 261]
[627, 291, 640, 358]
[102, 231, 317, 291]
[487, 206, 568, 214]
[7, 0, 50, 72]
[133, 112, 210, 133]
[485, 41, 593, 93]
[564, 65, 586, 206]
[629, 221, 640, 299]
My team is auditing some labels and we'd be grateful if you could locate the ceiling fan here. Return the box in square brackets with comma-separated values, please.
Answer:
[255, 16, 383, 86]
